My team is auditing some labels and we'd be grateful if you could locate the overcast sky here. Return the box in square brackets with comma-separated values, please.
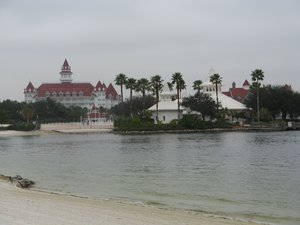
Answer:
[0, 0, 299, 101]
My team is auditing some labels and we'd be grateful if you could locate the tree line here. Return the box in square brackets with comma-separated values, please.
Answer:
[0, 98, 88, 128]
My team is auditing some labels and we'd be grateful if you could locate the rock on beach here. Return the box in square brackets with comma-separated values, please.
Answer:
[0, 174, 35, 188]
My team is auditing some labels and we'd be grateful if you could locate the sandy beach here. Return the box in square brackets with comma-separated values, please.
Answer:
[0, 127, 112, 137]
[0, 181, 260, 225]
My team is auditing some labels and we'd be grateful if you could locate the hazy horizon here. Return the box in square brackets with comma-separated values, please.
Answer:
[1, 0, 299, 101]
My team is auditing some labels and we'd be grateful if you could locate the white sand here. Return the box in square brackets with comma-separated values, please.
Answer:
[0, 182, 260, 225]
[0, 130, 43, 137]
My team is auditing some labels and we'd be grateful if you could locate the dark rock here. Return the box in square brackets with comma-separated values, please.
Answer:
[0, 174, 34, 189]
[0, 174, 12, 182]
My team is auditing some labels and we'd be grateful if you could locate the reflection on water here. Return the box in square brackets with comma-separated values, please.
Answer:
[0, 131, 300, 225]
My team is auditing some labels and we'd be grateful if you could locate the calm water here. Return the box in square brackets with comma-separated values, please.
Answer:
[0, 132, 300, 225]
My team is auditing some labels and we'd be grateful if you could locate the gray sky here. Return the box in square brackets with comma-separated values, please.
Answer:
[1, 0, 299, 101]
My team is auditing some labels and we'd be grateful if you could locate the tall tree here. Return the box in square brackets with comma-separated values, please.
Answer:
[115, 73, 127, 103]
[125, 78, 136, 117]
[193, 80, 203, 93]
[251, 69, 264, 122]
[135, 78, 150, 109]
[209, 73, 222, 111]
[21, 105, 34, 125]
[150, 75, 164, 122]
[171, 72, 186, 120]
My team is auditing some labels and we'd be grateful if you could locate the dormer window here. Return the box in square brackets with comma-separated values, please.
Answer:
[45, 91, 50, 97]
[79, 91, 84, 96]
[52, 91, 57, 96]
[72, 91, 77, 96]
[65, 91, 70, 97]
[59, 91, 64, 96]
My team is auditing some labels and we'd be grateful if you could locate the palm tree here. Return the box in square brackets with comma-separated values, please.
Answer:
[209, 73, 222, 111]
[135, 78, 150, 109]
[193, 80, 203, 93]
[114, 73, 127, 102]
[251, 69, 264, 122]
[21, 105, 33, 125]
[150, 75, 164, 122]
[125, 78, 136, 117]
[171, 72, 186, 120]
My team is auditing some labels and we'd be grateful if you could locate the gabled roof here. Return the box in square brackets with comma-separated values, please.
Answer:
[37, 82, 94, 97]
[222, 88, 250, 103]
[62, 59, 70, 70]
[243, 79, 250, 86]
[95, 81, 106, 91]
[211, 92, 247, 110]
[106, 83, 118, 99]
[24, 82, 35, 92]
[148, 99, 183, 111]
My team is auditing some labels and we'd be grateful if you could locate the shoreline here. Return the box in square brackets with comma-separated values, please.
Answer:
[1, 126, 296, 137]
[0, 181, 262, 225]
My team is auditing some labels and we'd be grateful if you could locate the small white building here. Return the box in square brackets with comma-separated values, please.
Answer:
[148, 85, 184, 124]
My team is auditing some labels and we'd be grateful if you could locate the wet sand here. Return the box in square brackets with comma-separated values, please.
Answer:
[0, 181, 260, 225]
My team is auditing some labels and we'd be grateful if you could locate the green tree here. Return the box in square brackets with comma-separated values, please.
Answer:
[0, 109, 9, 126]
[135, 78, 150, 109]
[0, 99, 23, 122]
[259, 107, 273, 122]
[193, 80, 203, 93]
[21, 105, 34, 125]
[111, 95, 155, 118]
[171, 72, 186, 120]
[115, 73, 127, 103]
[125, 78, 136, 117]
[150, 75, 164, 122]
[251, 69, 264, 122]
[289, 92, 300, 119]
[209, 73, 222, 111]
[182, 92, 218, 121]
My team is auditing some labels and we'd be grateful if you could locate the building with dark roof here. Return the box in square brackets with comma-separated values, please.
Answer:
[24, 59, 120, 109]
[222, 80, 251, 103]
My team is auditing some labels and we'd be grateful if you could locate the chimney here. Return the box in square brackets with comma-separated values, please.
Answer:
[232, 82, 236, 88]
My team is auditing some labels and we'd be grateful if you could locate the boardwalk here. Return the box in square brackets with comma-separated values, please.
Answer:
[40, 122, 113, 133]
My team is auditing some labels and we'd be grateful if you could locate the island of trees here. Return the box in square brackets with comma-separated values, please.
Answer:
[1, 69, 300, 132]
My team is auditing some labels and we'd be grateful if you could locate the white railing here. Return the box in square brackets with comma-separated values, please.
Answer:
[40, 121, 113, 131]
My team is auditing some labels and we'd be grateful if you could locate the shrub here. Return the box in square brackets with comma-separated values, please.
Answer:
[7, 122, 36, 131]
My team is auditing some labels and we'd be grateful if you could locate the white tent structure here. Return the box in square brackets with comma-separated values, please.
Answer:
[201, 81, 247, 110]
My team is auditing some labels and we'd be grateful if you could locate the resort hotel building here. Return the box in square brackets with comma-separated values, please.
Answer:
[24, 59, 120, 110]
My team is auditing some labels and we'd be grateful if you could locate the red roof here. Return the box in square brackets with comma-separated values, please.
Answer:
[243, 79, 250, 86]
[95, 81, 106, 91]
[62, 59, 71, 71]
[24, 82, 35, 92]
[37, 82, 94, 97]
[222, 88, 250, 102]
[106, 83, 118, 99]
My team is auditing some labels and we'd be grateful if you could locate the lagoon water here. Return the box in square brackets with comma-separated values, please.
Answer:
[1, 131, 300, 225]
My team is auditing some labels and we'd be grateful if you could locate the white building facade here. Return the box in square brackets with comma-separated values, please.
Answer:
[24, 59, 120, 109]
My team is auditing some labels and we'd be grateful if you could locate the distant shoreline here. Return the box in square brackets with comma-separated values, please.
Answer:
[1, 126, 296, 137]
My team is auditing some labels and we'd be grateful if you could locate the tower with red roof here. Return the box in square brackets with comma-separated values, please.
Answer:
[24, 81, 37, 103]
[60, 59, 73, 83]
